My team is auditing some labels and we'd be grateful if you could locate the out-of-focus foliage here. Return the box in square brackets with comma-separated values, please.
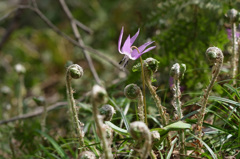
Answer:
[0, 0, 240, 158]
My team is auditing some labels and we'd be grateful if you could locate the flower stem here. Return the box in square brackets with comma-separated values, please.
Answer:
[66, 65, 85, 149]
[131, 46, 148, 125]
[140, 56, 148, 125]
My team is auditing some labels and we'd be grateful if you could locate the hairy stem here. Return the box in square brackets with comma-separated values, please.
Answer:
[66, 65, 85, 148]
[144, 73, 171, 145]
[196, 47, 223, 145]
[92, 102, 113, 159]
[231, 22, 238, 85]
[129, 121, 152, 159]
[137, 90, 145, 122]
[170, 63, 186, 158]
[174, 79, 185, 158]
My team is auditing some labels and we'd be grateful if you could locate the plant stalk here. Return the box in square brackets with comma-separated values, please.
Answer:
[145, 73, 171, 145]
[66, 66, 85, 148]
[131, 45, 148, 125]
[231, 22, 238, 85]
[173, 77, 185, 157]
[92, 101, 113, 159]
[196, 47, 223, 146]
[41, 103, 47, 133]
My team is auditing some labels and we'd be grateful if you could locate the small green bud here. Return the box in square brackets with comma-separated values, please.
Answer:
[180, 64, 186, 78]
[33, 96, 46, 106]
[129, 121, 150, 141]
[170, 63, 186, 79]
[207, 51, 217, 61]
[79, 151, 96, 159]
[68, 64, 83, 79]
[99, 104, 115, 121]
[124, 84, 140, 100]
[92, 85, 108, 105]
[144, 58, 159, 73]
[14, 64, 26, 74]
[205, 47, 223, 64]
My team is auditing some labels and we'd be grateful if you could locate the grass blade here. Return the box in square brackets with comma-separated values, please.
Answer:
[189, 132, 218, 159]
[37, 131, 68, 159]
[166, 137, 178, 159]
[109, 98, 130, 131]
[105, 121, 129, 135]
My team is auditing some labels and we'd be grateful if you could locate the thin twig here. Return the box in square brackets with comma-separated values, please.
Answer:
[58, 0, 101, 85]
[74, 19, 93, 35]
[0, 102, 67, 125]
[3, 4, 121, 70]
[0, 8, 19, 22]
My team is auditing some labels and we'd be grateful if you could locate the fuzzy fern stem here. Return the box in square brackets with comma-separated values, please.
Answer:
[170, 63, 186, 158]
[66, 64, 85, 148]
[196, 47, 223, 146]
[228, 9, 239, 85]
[91, 85, 113, 159]
[129, 121, 152, 159]
[143, 58, 171, 145]
[124, 84, 145, 122]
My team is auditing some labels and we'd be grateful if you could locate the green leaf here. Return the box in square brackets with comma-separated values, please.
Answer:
[105, 121, 129, 135]
[151, 121, 191, 137]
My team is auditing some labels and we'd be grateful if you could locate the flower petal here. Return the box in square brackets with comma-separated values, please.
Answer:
[118, 27, 124, 53]
[130, 41, 156, 60]
[121, 35, 132, 56]
[141, 46, 156, 54]
[130, 28, 140, 46]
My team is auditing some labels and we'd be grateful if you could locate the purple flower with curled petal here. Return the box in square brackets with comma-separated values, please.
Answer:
[118, 26, 156, 68]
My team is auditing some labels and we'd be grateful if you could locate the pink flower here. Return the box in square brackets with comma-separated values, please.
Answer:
[118, 27, 156, 67]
